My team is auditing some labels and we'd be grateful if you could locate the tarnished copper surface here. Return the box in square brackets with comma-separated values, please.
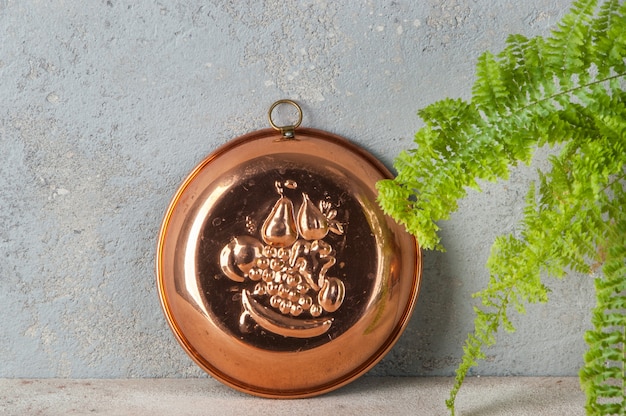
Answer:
[156, 126, 422, 398]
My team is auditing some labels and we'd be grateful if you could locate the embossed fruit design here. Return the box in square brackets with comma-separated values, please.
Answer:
[318, 277, 345, 313]
[297, 192, 329, 240]
[261, 181, 298, 247]
[219, 236, 264, 283]
[218, 179, 346, 338]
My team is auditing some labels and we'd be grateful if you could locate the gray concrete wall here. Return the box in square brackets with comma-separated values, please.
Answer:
[1, 0, 593, 378]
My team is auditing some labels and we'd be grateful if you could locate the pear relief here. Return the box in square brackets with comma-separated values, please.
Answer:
[297, 193, 329, 241]
[261, 181, 298, 247]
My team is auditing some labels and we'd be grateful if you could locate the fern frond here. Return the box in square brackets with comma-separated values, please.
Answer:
[592, 0, 626, 77]
[545, 0, 597, 88]
[580, 207, 626, 414]
[473, 51, 511, 115]
[376, 1, 626, 415]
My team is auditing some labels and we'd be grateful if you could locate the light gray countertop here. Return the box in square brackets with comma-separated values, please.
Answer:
[1, 376, 584, 416]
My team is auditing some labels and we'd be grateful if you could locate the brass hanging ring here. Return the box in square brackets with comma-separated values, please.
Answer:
[268, 99, 303, 139]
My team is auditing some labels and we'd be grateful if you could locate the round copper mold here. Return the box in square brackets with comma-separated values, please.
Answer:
[156, 127, 422, 398]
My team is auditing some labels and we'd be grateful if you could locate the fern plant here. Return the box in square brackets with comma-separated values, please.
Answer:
[376, 0, 626, 414]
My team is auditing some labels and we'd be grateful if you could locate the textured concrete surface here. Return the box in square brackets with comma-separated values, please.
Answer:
[0, 377, 585, 416]
[1, 0, 594, 383]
